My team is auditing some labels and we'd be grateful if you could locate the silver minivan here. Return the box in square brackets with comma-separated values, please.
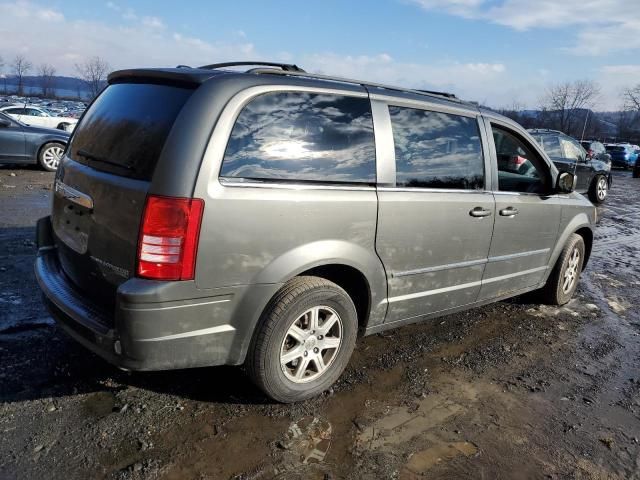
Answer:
[35, 62, 596, 402]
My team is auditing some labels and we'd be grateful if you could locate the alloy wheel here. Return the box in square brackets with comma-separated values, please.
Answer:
[562, 247, 581, 294]
[597, 177, 607, 201]
[280, 306, 343, 383]
[42, 145, 64, 170]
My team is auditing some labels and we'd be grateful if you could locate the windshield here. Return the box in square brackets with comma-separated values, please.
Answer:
[68, 83, 195, 180]
[606, 145, 626, 152]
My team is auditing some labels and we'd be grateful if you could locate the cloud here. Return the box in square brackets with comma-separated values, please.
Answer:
[141, 16, 164, 29]
[407, 0, 640, 55]
[301, 52, 507, 104]
[0, 1, 255, 73]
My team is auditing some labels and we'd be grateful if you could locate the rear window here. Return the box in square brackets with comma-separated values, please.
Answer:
[606, 145, 625, 152]
[68, 83, 194, 180]
[220, 91, 376, 184]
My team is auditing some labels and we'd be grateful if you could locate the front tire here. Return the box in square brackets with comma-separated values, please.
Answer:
[246, 276, 358, 403]
[38, 142, 65, 172]
[588, 175, 608, 204]
[539, 234, 585, 306]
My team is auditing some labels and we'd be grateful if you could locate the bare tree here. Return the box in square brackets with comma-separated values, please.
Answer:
[38, 63, 57, 98]
[12, 55, 33, 96]
[623, 84, 640, 112]
[539, 80, 601, 136]
[75, 56, 111, 99]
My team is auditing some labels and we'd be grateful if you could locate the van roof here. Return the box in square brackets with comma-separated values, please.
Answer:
[108, 61, 477, 111]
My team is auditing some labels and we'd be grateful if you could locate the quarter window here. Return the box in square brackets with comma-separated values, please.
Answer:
[560, 137, 585, 162]
[493, 126, 550, 194]
[221, 92, 376, 184]
[388, 106, 484, 189]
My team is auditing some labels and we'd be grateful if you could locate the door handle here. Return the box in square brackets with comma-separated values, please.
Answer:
[499, 207, 519, 217]
[469, 207, 492, 218]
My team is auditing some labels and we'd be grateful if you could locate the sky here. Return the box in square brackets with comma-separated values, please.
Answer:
[0, 0, 639, 110]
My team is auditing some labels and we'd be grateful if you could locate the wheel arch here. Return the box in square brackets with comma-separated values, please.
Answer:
[545, 215, 593, 284]
[574, 226, 593, 270]
[251, 240, 387, 330]
[227, 241, 388, 365]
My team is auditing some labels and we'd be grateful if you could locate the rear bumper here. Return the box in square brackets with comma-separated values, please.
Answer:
[35, 216, 281, 371]
[611, 158, 633, 168]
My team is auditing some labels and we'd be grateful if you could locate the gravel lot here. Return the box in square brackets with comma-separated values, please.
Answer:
[1, 166, 639, 479]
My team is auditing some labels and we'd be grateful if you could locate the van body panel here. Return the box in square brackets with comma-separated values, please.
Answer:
[35, 67, 597, 376]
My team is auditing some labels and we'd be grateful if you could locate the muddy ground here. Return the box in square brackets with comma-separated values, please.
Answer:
[1, 166, 639, 480]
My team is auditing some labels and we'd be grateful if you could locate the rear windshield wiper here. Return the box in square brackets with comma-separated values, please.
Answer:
[76, 149, 136, 172]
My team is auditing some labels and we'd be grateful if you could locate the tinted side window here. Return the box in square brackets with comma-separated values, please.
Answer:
[221, 92, 375, 184]
[389, 106, 484, 189]
[561, 137, 585, 162]
[493, 126, 551, 194]
[540, 135, 562, 157]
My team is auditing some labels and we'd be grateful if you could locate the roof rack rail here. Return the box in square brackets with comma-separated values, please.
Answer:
[248, 67, 462, 103]
[196, 61, 306, 72]
[416, 89, 458, 99]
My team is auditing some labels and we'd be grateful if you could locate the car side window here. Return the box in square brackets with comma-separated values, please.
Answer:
[492, 125, 551, 194]
[540, 135, 562, 158]
[26, 108, 43, 117]
[221, 91, 376, 184]
[561, 137, 585, 162]
[388, 106, 484, 189]
[6, 108, 24, 115]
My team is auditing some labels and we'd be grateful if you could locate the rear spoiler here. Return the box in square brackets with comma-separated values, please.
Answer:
[107, 68, 221, 87]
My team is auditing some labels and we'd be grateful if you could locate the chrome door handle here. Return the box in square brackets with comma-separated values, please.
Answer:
[499, 207, 519, 217]
[469, 207, 492, 218]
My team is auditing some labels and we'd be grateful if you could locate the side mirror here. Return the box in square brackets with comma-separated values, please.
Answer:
[556, 171, 575, 193]
[0, 119, 10, 128]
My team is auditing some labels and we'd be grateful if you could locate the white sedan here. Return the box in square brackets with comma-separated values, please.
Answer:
[0, 105, 78, 132]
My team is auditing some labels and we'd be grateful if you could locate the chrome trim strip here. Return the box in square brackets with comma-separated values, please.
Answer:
[54, 180, 94, 209]
[369, 93, 479, 118]
[122, 297, 231, 312]
[487, 248, 550, 263]
[137, 324, 235, 342]
[393, 248, 550, 277]
[388, 266, 548, 303]
[377, 187, 491, 194]
[387, 279, 481, 303]
[482, 266, 547, 284]
[492, 191, 557, 197]
[394, 258, 487, 277]
[219, 179, 376, 191]
[370, 99, 396, 186]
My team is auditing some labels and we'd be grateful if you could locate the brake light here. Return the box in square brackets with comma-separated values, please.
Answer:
[137, 195, 204, 280]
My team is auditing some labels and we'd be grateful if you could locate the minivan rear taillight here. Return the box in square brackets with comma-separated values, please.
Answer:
[137, 196, 204, 280]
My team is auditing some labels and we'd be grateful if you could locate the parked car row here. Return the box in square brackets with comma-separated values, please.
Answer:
[605, 143, 640, 170]
[0, 95, 86, 132]
[0, 111, 69, 171]
[528, 129, 612, 204]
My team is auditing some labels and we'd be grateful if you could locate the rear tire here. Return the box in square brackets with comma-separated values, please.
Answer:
[538, 234, 585, 306]
[588, 175, 608, 204]
[38, 142, 65, 172]
[246, 276, 358, 403]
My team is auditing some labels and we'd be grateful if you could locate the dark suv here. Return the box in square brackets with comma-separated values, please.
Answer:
[529, 129, 611, 204]
[35, 62, 596, 402]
